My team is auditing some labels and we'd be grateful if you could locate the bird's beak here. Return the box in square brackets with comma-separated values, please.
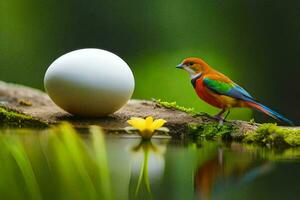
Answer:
[176, 63, 184, 69]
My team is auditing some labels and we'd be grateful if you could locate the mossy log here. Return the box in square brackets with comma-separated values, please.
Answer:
[0, 81, 299, 146]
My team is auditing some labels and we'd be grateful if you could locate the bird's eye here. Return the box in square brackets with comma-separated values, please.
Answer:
[189, 62, 193, 66]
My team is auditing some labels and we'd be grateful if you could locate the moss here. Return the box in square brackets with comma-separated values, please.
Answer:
[249, 118, 256, 125]
[0, 107, 48, 128]
[154, 99, 196, 115]
[187, 122, 235, 141]
[188, 122, 300, 148]
[243, 123, 300, 147]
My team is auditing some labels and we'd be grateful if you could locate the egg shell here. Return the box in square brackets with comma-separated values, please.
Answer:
[44, 48, 135, 117]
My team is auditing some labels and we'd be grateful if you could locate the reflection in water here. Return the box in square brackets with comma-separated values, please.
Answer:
[194, 144, 273, 200]
[0, 126, 299, 200]
[129, 140, 168, 199]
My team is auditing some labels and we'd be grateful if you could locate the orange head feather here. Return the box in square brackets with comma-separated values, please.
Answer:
[176, 57, 211, 77]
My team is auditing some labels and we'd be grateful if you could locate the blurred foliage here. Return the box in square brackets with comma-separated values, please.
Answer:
[0, 123, 113, 200]
[0, 0, 299, 122]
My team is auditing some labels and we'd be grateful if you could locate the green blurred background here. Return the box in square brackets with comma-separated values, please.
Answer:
[0, 0, 299, 122]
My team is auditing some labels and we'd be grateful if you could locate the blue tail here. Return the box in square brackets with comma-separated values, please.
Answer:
[246, 101, 294, 125]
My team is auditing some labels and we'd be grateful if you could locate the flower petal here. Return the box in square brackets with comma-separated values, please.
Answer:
[127, 116, 168, 140]
[151, 119, 166, 131]
[145, 116, 154, 130]
[127, 117, 146, 132]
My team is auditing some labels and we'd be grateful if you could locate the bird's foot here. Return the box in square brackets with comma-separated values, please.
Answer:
[213, 114, 223, 121]
[213, 115, 225, 126]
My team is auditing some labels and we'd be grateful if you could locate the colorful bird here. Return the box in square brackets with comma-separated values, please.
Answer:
[176, 57, 293, 125]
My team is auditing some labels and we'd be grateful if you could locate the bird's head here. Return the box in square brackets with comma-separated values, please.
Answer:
[176, 57, 210, 78]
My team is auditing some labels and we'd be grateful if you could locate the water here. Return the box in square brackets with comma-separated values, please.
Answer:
[0, 126, 299, 200]
[107, 138, 300, 200]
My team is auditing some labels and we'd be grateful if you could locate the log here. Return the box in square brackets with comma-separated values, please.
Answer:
[0, 81, 299, 147]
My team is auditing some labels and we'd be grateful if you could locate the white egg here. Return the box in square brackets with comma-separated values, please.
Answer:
[44, 48, 135, 117]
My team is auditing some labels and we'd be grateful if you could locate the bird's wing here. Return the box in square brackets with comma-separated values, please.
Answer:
[203, 75, 254, 101]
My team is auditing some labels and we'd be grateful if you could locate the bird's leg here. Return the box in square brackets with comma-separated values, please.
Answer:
[213, 109, 226, 121]
[224, 110, 231, 120]
[214, 109, 230, 126]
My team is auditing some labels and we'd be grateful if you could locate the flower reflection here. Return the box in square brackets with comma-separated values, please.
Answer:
[129, 139, 168, 199]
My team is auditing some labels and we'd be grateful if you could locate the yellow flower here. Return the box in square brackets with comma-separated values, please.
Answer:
[126, 116, 168, 140]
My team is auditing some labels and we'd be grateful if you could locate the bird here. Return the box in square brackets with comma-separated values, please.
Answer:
[176, 57, 294, 125]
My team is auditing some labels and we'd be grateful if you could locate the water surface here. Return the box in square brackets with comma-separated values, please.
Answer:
[0, 128, 299, 200]
[106, 137, 300, 200]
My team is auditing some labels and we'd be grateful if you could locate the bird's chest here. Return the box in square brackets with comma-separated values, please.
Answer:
[193, 78, 224, 108]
